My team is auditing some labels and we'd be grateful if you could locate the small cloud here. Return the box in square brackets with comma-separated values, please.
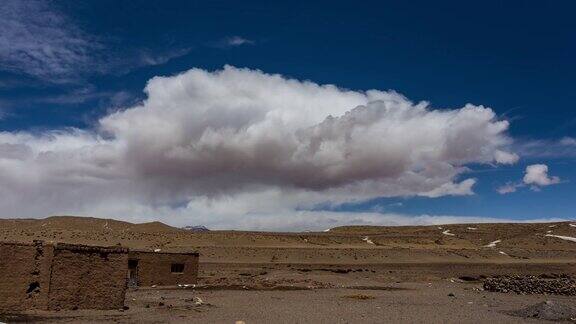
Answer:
[523, 164, 561, 187]
[138, 48, 191, 67]
[496, 182, 522, 194]
[514, 137, 576, 159]
[494, 150, 519, 165]
[559, 137, 576, 146]
[212, 36, 255, 48]
[225, 36, 254, 46]
[497, 163, 562, 194]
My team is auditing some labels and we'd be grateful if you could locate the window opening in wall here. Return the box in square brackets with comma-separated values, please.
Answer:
[171, 263, 185, 273]
[27, 282, 40, 294]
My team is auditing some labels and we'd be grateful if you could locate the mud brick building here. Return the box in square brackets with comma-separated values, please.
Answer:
[0, 241, 199, 313]
[0, 241, 129, 312]
[128, 250, 199, 286]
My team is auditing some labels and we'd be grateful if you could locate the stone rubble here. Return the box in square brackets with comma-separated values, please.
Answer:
[483, 275, 576, 296]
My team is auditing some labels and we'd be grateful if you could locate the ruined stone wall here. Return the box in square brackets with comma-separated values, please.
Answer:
[129, 251, 198, 286]
[47, 244, 129, 310]
[0, 241, 53, 312]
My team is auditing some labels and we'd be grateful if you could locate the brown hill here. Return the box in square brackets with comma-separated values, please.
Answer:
[1, 216, 575, 264]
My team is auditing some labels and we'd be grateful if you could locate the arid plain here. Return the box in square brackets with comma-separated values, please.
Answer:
[1, 216, 576, 323]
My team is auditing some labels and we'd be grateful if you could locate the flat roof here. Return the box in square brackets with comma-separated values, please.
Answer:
[129, 249, 199, 256]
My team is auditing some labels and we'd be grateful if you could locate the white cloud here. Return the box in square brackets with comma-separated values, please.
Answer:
[224, 36, 254, 47]
[137, 48, 192, 67]
[0, 66, 519, 228]
[515, 137, 576, 159]
[559, 137, 576, 146]
[497, 163, 562, 194]
[523, 164, 561, 187]
[0, 0, 191, 83]
[211, 36, 255, 49]
[0, 0, 99, 82]
[496, 182, 521, 194]
[494, 150, 519, 164]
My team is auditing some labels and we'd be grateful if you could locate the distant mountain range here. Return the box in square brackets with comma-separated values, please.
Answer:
[181, 225, 210, 232]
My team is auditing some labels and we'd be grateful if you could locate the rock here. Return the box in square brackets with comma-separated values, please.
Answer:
[448, 293, 456, 297]
[510, 300, 576, 321]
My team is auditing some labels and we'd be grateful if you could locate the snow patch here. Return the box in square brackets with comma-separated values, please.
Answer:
[467, 227, 477, 230]
[545, 234, 576, 243]
[362, 236, 375, 245]
[484, 240, 501, 248]
[442, 229, 455, 236]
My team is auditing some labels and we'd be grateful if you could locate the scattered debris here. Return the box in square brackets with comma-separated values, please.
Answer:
[509, 300, 576, 321]
[442, 230, 455, 236]
[483, 275, 576, 295]
[193, 297, 203, 305]
[545, 234, 576, 243]
[483, 240, 501, 248]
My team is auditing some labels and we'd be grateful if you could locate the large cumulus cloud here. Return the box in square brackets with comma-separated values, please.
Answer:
[0, 66, 519, 229]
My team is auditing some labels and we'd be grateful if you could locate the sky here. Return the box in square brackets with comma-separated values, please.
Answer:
[0, 0, 574, 230]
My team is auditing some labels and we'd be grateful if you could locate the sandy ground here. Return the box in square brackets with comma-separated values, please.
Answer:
[1, 216, 576, 323]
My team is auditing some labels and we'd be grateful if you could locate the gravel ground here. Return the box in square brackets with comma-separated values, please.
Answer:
[5, 278, 576, 323]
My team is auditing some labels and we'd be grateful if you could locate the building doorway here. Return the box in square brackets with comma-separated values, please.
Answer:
[128, 259, 139, 287]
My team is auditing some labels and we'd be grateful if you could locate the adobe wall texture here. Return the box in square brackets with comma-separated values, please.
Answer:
[47, 244, 129, 310]
[0, 242, 129, 312]
[0, 241, 53, 312]
[129, 251, 199, 286]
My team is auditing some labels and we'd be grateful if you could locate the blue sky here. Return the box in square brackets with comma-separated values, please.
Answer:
[0, 0, 574, 229]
